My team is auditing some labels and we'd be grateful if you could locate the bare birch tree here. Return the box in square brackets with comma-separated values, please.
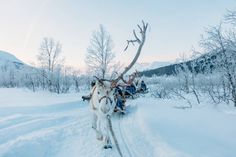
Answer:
[201, 24, 236, 107]
[37, 37, 64, 92]
[37, 37, 63, 73]
[85, 25, 115, 79]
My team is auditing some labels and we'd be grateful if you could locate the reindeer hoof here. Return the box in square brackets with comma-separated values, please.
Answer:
[104, 145, 112, 149]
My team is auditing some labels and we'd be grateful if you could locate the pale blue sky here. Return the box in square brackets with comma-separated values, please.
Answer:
[0, 0, 235, 70]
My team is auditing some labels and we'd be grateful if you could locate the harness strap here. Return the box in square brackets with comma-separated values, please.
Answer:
[99, 96, 113, 104]
[91, 86, 97, 110]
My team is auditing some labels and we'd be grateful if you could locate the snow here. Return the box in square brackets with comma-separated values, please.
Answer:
[0, 50, 30, 74]
[133, 98, 236, 157]
[0, 50, 23, 65]
[0, 88, 236, 157]
[0, 88, 85, 108]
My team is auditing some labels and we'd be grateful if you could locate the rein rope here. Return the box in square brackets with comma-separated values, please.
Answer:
[107, 115, 123, 157]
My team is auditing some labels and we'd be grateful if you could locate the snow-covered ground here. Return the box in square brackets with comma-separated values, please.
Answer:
[0, 88, 86, 107]
[0, 88, 236, 157]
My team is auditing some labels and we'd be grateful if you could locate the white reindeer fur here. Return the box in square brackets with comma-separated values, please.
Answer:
[90, 80, 115, 146]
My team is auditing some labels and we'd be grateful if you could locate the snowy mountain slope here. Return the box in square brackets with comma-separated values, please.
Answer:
[0, 88, 236, 157]
[0, 50, 23, 64]
[0, 50, 25, 69]
[0, 51, 35, 80]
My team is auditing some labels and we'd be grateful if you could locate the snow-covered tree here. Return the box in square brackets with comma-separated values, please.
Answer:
[85, 25, 115, 79]
[37, 37, 66, 93]
[37, 37, 64, 73]
[201, 24, 236, 107]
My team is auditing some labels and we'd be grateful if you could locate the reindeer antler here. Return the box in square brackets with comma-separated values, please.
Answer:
[114, 20, 148, 83]
[94, 76, 112, 85]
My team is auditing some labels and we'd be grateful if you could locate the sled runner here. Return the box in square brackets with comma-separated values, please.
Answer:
[114, 106, 126, 114]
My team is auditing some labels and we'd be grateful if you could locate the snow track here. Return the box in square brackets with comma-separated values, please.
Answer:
[0, 95, 154, 157]
[1, 89, 236, 157]
[111, 103, 150, 157]
[114, 102, 156, 157]
[0, 100, 90, 157]
[117, 114, 134, 157]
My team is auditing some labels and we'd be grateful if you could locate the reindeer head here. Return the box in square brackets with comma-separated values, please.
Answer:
[95, 79, 116, 114]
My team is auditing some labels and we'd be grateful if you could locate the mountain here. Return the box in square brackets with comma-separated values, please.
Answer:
[140, 52, 219, 77]
[0, 50, 23, 63]
[131, 61, 171, 73]
[0, 50, 25, 69]
[0, 50, 34, 75]
[140, 63, 178, 77]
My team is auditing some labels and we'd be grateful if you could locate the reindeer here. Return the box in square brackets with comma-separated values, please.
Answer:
[89, 21, 148, 155]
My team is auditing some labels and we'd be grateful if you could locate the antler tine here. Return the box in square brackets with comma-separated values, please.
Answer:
[93, 76, 104, 85]
[133, 30, 141, 43]
[142, 20, 145, 27]
[124, 43, 129, 51]
[124, 39, 138, 51]
[145, 22, 149, 30]
[101, 79, 112, 82]
[143, 22, 148, 34]
[93, 76, 112, 82]
[137, 24, 142, 33]
[93, 76, 100, 80]
[142, 20, 147, 30]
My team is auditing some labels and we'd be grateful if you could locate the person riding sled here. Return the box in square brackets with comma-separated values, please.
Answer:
[121, 71, 139, 98]
[140, 80, 147, 92]
[114, 85, 126, 112]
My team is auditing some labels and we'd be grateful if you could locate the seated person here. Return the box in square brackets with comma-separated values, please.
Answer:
[140, 80, 147, 91]
[114, 86, 125, 111]
[123, 72, 138, 95]
[130, 83, 136, 94]
[125, 83, 136, 95]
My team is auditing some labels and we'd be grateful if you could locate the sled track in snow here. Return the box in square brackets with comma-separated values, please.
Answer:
[117, 114, 135, 157]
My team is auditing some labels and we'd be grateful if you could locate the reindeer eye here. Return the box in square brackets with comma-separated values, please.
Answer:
[97, 92, 100, 94]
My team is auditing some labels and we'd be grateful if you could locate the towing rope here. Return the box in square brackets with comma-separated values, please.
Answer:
[107, 115, 123, 157]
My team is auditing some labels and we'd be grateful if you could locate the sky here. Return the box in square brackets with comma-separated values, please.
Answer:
[0, 0, 236, 70]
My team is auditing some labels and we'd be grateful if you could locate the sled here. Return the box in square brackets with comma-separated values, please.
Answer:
[136, 88, 149, 94]
[114, 105, 126, 115]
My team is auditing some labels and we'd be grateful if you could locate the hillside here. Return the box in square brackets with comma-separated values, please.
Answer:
[0, 50, 35, 88]
[140, 52, 218, 77]
[0, 50, 25, 69]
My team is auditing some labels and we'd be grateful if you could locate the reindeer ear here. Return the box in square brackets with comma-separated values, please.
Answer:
[94, 76, 104, 86]
[96, 80, 100, 86]
[96, 80, 104, 87]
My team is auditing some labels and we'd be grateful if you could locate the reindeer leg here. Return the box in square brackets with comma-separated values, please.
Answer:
[92, 113, 98, 130]
[104, 137, 112, 149]
[103, 117, 112, 149]
[92, 113, 103, 140]
[96, 118, 103, 141]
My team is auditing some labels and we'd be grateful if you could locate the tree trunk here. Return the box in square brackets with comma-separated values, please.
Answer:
[232, 87, 236, 107]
